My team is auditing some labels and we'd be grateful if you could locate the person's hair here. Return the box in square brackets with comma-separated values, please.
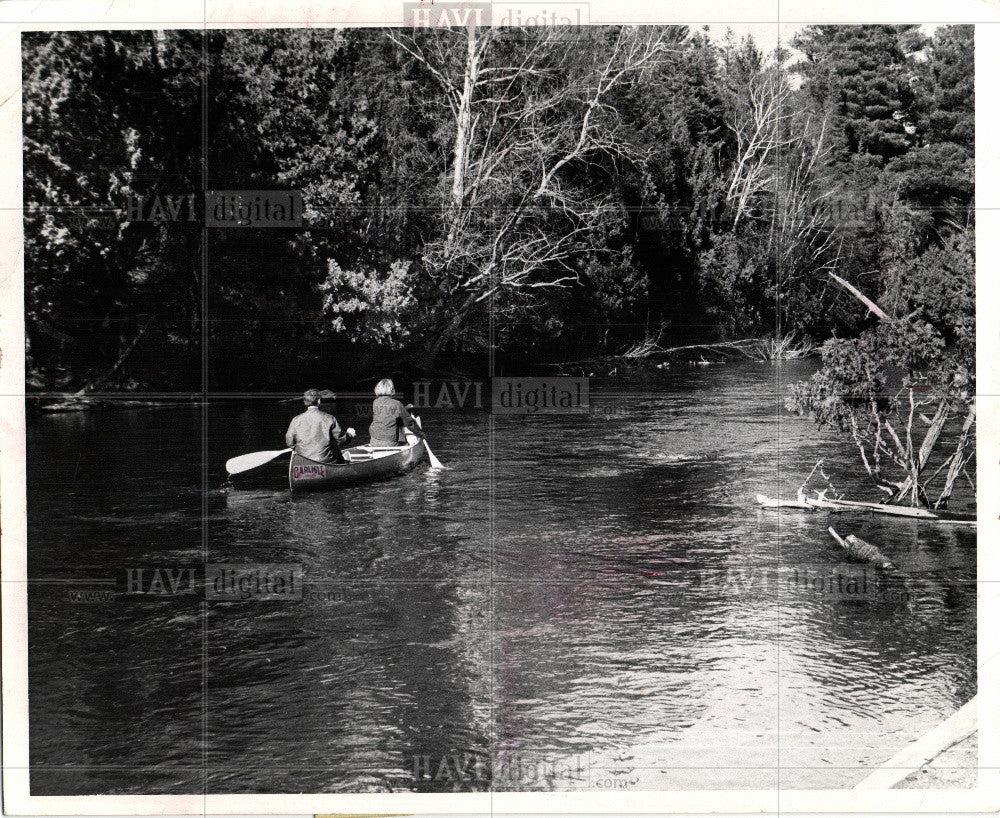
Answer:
[303, 389, 321, 406]
[374, 378, 395, 397]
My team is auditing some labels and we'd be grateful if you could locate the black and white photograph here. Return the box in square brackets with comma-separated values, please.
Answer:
[2, 0, 996, 812]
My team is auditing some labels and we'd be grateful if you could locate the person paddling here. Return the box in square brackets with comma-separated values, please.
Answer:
[369, 378, 425, 447]
[285, 389, 355, 463]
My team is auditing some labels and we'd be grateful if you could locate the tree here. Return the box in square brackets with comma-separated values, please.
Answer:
[601, 27, 728, 344]
[22, 25, 974, 393]
[889, 25, 974, 240]
[696, 38, 843, 336]
[792, 25, 920, 166]
[23, 30, 203, 390]
[784, 25, 975, 504]
[788, 226, 974, 507]
[386, 26, 672, 358]
[206, 29, 439, 374]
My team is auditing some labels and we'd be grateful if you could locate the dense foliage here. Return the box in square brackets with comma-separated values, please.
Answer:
[784, 26, 974, 507]
[23, 25, 973, 402]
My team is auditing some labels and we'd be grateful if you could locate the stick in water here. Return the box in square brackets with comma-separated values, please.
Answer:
[828, 526, 847, 548]
[226, 448, 292, 475]
[413, 416, 445, 469]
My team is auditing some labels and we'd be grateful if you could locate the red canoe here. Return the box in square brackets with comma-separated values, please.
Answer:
[288, 432, 426, 491]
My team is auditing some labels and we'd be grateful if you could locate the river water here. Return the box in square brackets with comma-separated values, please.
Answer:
[26, 361, 976, 794]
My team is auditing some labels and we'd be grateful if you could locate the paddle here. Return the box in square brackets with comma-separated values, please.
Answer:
[226, 448, 292, 475]
[412, 415, 445, 469]
[280, 389, 337, 404]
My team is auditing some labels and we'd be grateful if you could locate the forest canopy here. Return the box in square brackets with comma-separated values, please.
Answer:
[23, 24, 973, 393]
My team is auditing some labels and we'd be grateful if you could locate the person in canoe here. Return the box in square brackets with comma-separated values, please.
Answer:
[369, 378, 425, 447]
[285, 389, 356, 463]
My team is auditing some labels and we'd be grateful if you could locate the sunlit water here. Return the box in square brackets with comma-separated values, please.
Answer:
[26, 361, 976, 794]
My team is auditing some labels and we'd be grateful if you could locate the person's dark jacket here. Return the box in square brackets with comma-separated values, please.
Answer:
[368, 396, 424, 446]
[286, 406, 350, 463]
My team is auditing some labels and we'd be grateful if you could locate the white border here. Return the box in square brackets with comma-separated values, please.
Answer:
[2, 0, 998, 814]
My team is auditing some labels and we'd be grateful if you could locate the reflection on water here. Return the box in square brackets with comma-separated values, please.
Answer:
[26, 362, 975, 794]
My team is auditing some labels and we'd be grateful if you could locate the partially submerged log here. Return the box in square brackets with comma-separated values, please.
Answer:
[756, 493, 975, 525]
[819, 498, 937, 519]
[758, 491, 928, 517]
[828, 526, 895, 570]
[805, 496, 845, 512]
[756, 492, 812, 510]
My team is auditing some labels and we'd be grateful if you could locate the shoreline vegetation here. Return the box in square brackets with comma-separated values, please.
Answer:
[27, 329, 816, 407]
[23, 25, 974, 506]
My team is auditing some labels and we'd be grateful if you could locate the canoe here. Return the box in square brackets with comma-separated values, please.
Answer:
[288, 432, 425, 491]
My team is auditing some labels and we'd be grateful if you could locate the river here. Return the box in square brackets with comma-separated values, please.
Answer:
[25, 361, 977, 794]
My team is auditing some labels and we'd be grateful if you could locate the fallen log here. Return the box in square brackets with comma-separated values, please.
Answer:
[828, 272, 889, 320]
[551, 338, 764, 367]
[756, 492, 813, 510]
[74, 317, 153, 397]
[805, 496, 846, 512]
[758, 493, 974, 525]
[828, 527, 895, 570]
[819, 498, 938, 519]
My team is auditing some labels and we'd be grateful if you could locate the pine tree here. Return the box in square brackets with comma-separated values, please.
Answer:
[792, 25, 920, 165]
[889, 25, 974, 233]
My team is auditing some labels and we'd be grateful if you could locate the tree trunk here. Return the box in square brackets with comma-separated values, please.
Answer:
[427, 288, 485, 360]
[74, 318, 153, 397]
[935, 401, 975, 509]
[446, 25, 478, 249]
[892, 399, 950, 504]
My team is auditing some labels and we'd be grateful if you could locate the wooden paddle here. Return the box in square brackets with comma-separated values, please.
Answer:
[226, 448, 292, 475]
[412, 415, 445, 469]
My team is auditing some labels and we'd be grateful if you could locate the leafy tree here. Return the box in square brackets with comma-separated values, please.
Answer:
[23, 30, 203, 390]
[788, 226, 974, 506]
[599, 27, 729, 344]
[696, 38, 845, 336]
[207, 29, 442, 372]
[21, 25, 974, 396]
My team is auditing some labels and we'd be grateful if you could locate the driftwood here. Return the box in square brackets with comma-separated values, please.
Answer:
[828, 272, 888, 320]
[757, 491, 976, 524]
[828, 527, 895, 569]
[821, 498, 936, 518]
[756, 492, 811, 509]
